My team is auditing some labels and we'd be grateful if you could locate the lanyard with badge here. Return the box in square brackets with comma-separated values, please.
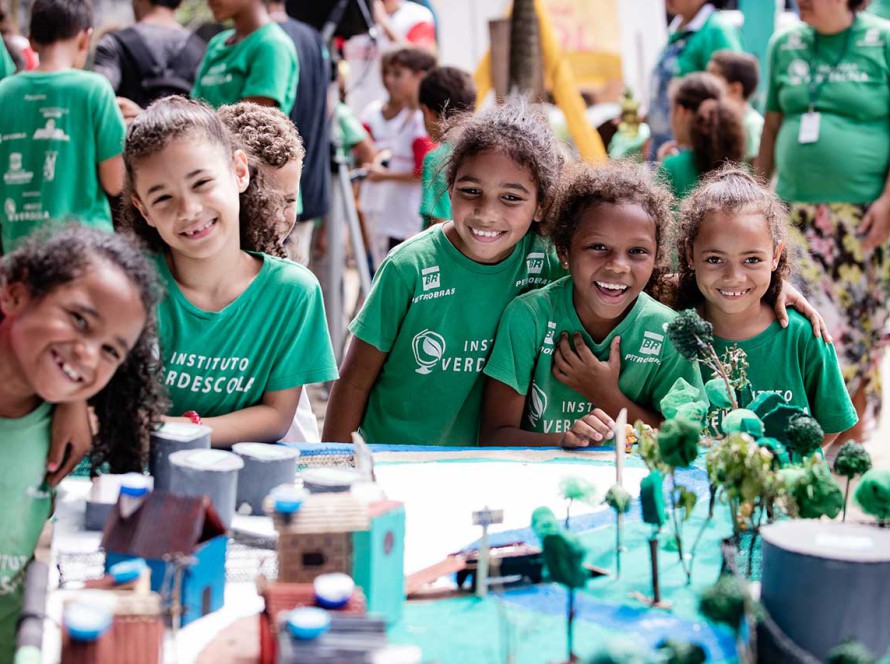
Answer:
[800, 23, 854, 144]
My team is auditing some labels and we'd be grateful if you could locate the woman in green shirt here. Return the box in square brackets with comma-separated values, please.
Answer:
[756, 0, 890, 443]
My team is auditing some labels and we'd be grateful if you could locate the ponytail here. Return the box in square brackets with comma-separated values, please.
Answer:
[690, 98, 747, 175]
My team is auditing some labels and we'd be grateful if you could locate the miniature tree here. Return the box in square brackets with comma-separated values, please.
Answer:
[657, 639, 707, 664]
[605, 484, 631, 577]
[699, 574, 751, 662]
[531, 507, 587, 662]
[784, 414, 824, 463]
[665, 310, 738, 410]
[854, 468, 890, 526]
[559, 477, 596, 529]
[834, 442, 873, 522]
[638, 470, 667, 606]
[656, 417, 701, 583]
[706, 427, 789, 578]
[788, 456, 844, 520]
[826, 640, 877, 664]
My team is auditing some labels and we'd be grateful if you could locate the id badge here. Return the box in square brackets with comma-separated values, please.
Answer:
[799, 112, 821, 144]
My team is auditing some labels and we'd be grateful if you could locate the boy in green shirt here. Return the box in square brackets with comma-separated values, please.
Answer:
[418, 66, 477, 229]
[192, 0, 298, 112]
[707, 49, 763, 162]
[0, 0, 125, 252]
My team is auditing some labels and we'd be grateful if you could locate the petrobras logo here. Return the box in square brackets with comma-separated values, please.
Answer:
[421, 265, 441, 291]
[858, 28, 884, 48]
[412, 329, 446, 374]
[788, 59, 810, 85]
[526, 252, 545, 275]
[544, 321, 557, 345]
[639, 330, 664, 356]
[782, 32, 806, 51]
[528, 382, 548, 427]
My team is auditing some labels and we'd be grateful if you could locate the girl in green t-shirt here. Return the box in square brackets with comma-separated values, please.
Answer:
[482, 162, 704, 448]
[122, 97, 337, 448]
[658, 72, 746, 201]
[323, 99, 565, 446]
[0, 227, 165, 660]
[673, 167, 858, 446]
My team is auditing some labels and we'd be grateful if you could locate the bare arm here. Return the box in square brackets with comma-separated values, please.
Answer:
[98, 154, 124, 197]
[166, 386, 302, 447]
[322, 338, 388, 442]
[352, 137, 377, 167]
[46, 400, 93, 487]
[755, 111, 782, 181]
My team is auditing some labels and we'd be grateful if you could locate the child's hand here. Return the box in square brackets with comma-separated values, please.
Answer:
[553, 333, 621, 402]
[776, 281, 832, 343]
[560, 409, 616, 448]
[46, 401, 94, 487]
[365, 163, 389, 182]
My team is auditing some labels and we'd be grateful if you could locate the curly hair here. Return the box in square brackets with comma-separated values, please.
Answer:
[1, 225, 167, 473]
[444, 96, 564, 228]
[673, 165, 791, 310]
[672, 72, 746, 175]
[121, 96, 283, 258]
[218, 102, 304, 255]
[218, 102, 305, 169]
[546, 160, 675, 300]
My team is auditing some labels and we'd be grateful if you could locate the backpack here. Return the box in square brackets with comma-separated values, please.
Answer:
[112, 27, 206, 108]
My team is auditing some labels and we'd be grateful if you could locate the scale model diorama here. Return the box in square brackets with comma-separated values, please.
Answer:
[31, 311, 890, 663]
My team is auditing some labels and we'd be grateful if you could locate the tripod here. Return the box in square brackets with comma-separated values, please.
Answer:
[317, 0, 377, 362]
[325, 110, 373, 363]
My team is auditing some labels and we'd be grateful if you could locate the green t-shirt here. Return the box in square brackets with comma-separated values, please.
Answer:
[660, 150, 700, 201]
[709, 310, 858, 436]
[671, 9, 743, 77]
[192, 22, 298, 113]
[484, 278, 704, 435]
[866, 0, 890, 21]
[350, 225, 567, 446]
[0, 70, 124, 252]
[765, 14, 890, 203]
[743, 105, 764, 160]
[420, 142, 451, 229]
[157, 252, 337, 419]
[0, 401, 53, 664]
[0, 41, 14, 80]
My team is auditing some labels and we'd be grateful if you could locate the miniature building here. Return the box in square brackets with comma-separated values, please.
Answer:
[272, 493, 405, 622]
[101, 492, 227, 626]
[257, 579, 367, 664]
[62, 594, 163, 664]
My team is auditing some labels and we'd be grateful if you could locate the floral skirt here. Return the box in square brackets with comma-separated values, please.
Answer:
[788, 202, 890, 430]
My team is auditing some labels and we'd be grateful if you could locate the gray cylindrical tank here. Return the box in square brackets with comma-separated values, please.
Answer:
[149, 422, 212, 492]
[169, 449, 244, 529]
[232, 443, 300, 515]
[760, 520, 890, 660]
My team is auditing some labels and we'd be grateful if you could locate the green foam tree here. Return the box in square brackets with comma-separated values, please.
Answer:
[532, 507, 587, 662]
[833, 443, 872, 521]
[785, 415, 824, 463]
[657, 639, 707, 664]
[560, 477, 597, 529]
[854, 468, 890, 525]
[789, 457, 844, 520]
[699, 574, 748, 634]
[827, 640, 877, 664]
